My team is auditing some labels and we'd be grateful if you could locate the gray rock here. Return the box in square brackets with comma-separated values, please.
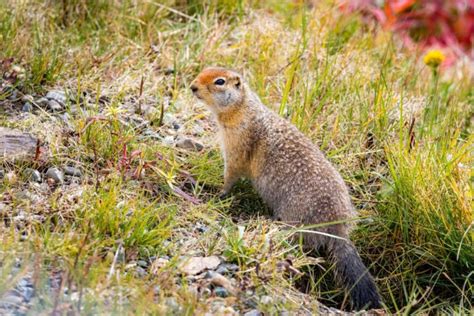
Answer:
[46, 90, 67, 105]
[47, 99, 63, 111]
[175, 137, 204, 152]
[35, 97, 49, 107]
[0, 202, 7, 214]
[143, 129, 162, 140]
[24, 168, 41, 182]
[260, 295, 273, 305]
[165, 297, 181, 312]
[8, 89, 18, 100]
[22, 102, 33, 112]
[164, 68, 175, 76]
[179, 256, 221, 275]
[244, 310, 262, 316]
[215, 265, 229, 275]
[0, 127, 38, 162]
[0, 169, 4, 179]
[214, 287, 228, 298]
[135, 266, 147, 278]
[64, 166, 82, 178]
[21, 95, 34, 103]
[172, 122, 181, 130]
[19, 287, 34, 303]
[137, 260, 148, 268]
[217, 263, 239, 273]
[45, 168, 64, 184]
[163, 135, 175, 145]
[194, 222, 208, 233]
[2, 292, 23, 305]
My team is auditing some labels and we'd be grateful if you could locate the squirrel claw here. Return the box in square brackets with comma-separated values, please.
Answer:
[218, 190, 230, 200]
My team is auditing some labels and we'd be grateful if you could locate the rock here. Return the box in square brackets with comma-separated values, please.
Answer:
[135, 266, 147, 278]
[24, 168, 41, 182]
[137, 260, 148, 268]
[164, 68, 175, 76]
[35, 97, 49, 107]
[217, 263, 239, 274]
[0, 127, 38, 162]
[1, 292, 23, 305]
[21, 95, 34, 103]
[0, 169, 4, 178]
[0, 202, 6, 214]
[46, 90, 67, 105]
[163, 135, 175, 146]
[175, 137, 204, 152]
[260, 295, 273, 305]
[165, 297, 181, 312]
[45, 168, 64, 184]
[64, 166, 82, 178]
[22, 102, 33, 112]
[8, 89, 18, 100]
[172, 122, 181, 130]
[204, 271, 238, 296]
[244, 310, 262, 316]
[179, 256, 221, 275]
[214, 287, 228, 298]
[151, 257, 170, 275]
[143, 129, 162, 140]
[47, 99, 63, 111]
[194, 222, 209, 233]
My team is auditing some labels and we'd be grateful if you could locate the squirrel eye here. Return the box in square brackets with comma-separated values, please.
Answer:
[214, 78, 226, 86]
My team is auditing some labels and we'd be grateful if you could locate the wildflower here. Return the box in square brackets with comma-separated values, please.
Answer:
[423, 49, 445, 68]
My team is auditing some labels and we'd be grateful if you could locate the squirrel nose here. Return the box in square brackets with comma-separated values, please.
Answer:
[190, 84, 198, 93]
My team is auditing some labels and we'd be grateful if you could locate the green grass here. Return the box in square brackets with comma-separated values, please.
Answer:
[0, 0, 473, 314]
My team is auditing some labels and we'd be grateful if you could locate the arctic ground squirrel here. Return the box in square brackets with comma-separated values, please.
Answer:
[190, 67, 382, 310]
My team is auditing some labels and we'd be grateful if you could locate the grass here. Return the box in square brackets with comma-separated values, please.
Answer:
[0, 0, 473, 314]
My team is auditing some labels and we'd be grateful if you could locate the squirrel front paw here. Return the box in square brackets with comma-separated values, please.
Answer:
[218, 190, 230, 200]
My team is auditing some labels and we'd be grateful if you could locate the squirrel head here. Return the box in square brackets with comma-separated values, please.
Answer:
[190, 67, 245, 114]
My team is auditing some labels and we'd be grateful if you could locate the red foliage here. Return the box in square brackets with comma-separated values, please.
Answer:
[340, 0, 474, 62]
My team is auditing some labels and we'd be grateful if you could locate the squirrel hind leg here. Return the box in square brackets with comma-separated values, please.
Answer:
[328, 238, 382, 310]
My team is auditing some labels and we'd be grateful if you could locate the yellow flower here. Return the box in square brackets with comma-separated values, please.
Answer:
[423, 50, 445, 68]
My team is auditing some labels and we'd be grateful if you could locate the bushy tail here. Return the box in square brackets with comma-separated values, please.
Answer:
[329, 239, 382, 310]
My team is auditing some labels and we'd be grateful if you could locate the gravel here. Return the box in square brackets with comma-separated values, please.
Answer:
[45, 167, 64, 184]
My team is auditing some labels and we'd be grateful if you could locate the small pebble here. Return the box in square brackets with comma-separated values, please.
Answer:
[47, 99, 63, 112]
[21, 95, 34, 103]
[22, 102, 33, 112]
[64, 166, 82, 178]
[165, 297, 181, 312]
[35, 97, 49, 107]
[46, 90, 67, 105]
[172, 122, 181, 130]
[175, 137, 204, 152]
[2, 293, 23, 305]
[217, 263, 239, 274]
[45, 168, 64, 184]
[24, 168, 41, 182]
[164, 68, 175, 76]
[137, 260, 148, 268]
[244, 310, 262, 316]
[214, 286, 228, 298]
[260, 295, 273, 305]
[135, 266, 147, 278]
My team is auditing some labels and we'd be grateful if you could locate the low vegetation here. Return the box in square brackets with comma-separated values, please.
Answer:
[0, 0, 472, 314]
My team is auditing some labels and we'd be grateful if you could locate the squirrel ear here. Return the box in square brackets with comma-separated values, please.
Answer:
[234, 76, 241, 89]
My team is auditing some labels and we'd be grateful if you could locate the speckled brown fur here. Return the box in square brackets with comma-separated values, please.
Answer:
[191, 67, 382, 310]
